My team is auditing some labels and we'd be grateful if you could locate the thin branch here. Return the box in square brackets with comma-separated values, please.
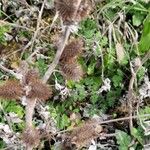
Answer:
[29, 0, 46, 52]
[25, 98, 37, 128]
[0, 20, 33, 31]
[102, 133, 116, 137]
[58, 114, 150, 134]
[27, 12, 59, 62]
[128, 62, 134, 131]
[100, 114, 150, 124]
[41, 11, 59, 34]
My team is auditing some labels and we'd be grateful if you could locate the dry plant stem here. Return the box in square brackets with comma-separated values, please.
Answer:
[0, 20, 33, 31]
[49, 11, 59, 31]
[128, 62, 135, 131]
[42, 11, 59, 33]
[127, 50, 150, 132]
[25, 100, 36, 150]
[103, 133, 116, 137]
[100, 114, 150, 124]
[42, 26, 71, 83]
[25, 98, 37, 127]
[30, 0, 46, 51]
[58, 114, 150, 134]
[42, 0, 82, 83]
